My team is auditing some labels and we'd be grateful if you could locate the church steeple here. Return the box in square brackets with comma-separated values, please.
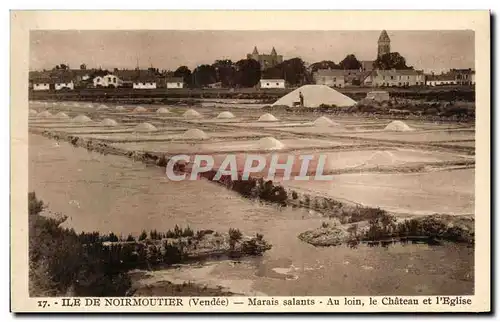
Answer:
[271, 47, 277, 56]
[252, 46, 259, 55]
[377, 30, 391, 58]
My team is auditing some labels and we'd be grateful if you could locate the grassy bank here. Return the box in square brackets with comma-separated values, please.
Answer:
[28, 192, 271, 297]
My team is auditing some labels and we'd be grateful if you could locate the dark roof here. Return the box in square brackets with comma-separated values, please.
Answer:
[372, 69, 422, 76]
[165, 77, 184, 83]
[314, 69, 345, 77]
[426, 74, 456, 81]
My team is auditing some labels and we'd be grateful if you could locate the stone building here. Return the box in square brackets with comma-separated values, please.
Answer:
[247, 46, 283, 70]
[377, 30, 391, 58]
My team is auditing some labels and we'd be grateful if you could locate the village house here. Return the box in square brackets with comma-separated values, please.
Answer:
[165, 77, 184, 89]
[426, 73, 457, 86]
[54, 75, 75, 90]
[133, 75, 157, 89]
[259, 79, 286, 89]
[32, 77, 52, 91]
[364, 69, 425, 87]
[313, 69, 345, 88]
[93, 74, 122, 88]
[451, 68, 475, 85]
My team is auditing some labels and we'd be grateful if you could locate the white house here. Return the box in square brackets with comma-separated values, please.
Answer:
[33, 81, 51, 91]
[133, 75, 157, 89]
[55, 80, 74, 90]
[166, 77, 184, 89]
[93, 74, 122, 88]
[313, 70, 345, 88]
[426, 74, 457, 86]
[365, 69, 425, 87]
[259, 79, 285, 89]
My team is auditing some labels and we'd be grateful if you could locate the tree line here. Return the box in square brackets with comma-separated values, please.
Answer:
[46, 51, 412, 89]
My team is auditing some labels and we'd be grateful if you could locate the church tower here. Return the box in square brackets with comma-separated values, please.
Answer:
[377, 30, 391, 58]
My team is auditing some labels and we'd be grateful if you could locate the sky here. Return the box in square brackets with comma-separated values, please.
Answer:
[30, 30, 474, 74]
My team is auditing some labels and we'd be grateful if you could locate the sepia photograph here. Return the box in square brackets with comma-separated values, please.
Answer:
[10, 10, 490, 313]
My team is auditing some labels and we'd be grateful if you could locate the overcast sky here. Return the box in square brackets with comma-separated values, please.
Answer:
[30, 30, 474, 73]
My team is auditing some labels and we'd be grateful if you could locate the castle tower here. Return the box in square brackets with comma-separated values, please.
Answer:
[377, 30, 391, 58]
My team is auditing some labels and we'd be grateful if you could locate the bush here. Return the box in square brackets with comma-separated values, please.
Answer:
[29, 192, 132, 296]
[138, 230, 148, 241]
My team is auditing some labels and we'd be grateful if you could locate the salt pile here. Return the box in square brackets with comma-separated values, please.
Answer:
[258, 113, 278, 122]
[216, 111, 235, 119]
[134, 122, 157, 132]
[182, 129, 209, 140]
[313, 116, 340, 127]
[100, 118, 118, 127]
[37, 111, 52, 118]
[54, 112, 70, 119]
[156, 107, 170, 114]
[97, 104, 108, 110]
[384, 120, 414, 132]
[272, 84, 357, 108]
[133, 106, 147, 113]
[73, 102, 80, 107]
[29, 109, 38, 116]
[258, 137, 285, 150]
[115, 106, 126, 111]
[363, 151, 397, 166]
[86, 103, 94, 108]
[183, 109, 202, 118]
[72, 115, 92, 123]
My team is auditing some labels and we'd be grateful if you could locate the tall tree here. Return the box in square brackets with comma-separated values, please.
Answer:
[279, 58, 307, 86]
[373, 52, 413, 70]
[173, 66, 192, 85]
[212, 60, 236, 87]
[192, 64, 217, 87]
[261, 66, 283, 79]
[309, 60, 340, 72]
[234, 59, 261, 87]
[339, 54, 362, 70]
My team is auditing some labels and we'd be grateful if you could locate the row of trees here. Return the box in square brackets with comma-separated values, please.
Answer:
[174, 52, 412, 88]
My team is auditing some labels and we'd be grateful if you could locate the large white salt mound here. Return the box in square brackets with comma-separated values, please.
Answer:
[97, 104, 108, 110]
[183, 109, 202, 118]
[216, 111, 235, 119]
[134, 122, 157, 132]
[54, 112, 70, 119]
[100, 118, 118, 126]
[182, 129, 209, 140]
[86, 103, 94, 108]
[37, 111, 52, 118]
[133, 106, 147, 113]
[313, 116, 340, 127]
[384, 120, 414, 132]
[29, 109, 38, 116]
[272, 84, 357, 108]
[258, 113, 278, 122]
[115, 106, 126, 111]
[72, 115, 92, 123]
[258, 137, 285, 150]
[156, 107, 170, 114]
